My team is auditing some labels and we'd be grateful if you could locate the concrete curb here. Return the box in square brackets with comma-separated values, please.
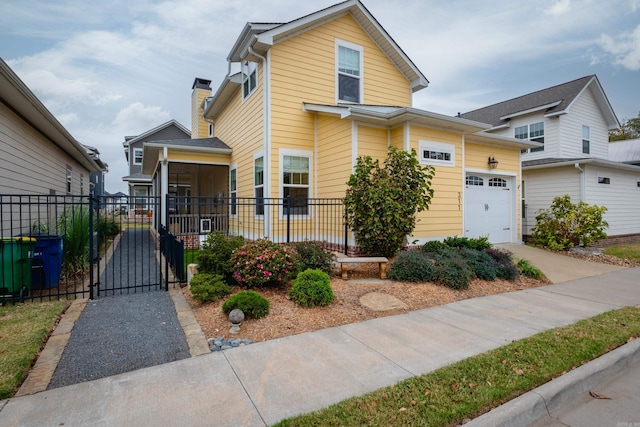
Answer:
[465, 339, 640, 426]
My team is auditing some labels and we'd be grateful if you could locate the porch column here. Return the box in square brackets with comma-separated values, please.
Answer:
[161, 158, 169, 228]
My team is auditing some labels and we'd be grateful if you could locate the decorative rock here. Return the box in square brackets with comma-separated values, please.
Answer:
[229, 309, 245, 334]
[208, 336, 253, 352]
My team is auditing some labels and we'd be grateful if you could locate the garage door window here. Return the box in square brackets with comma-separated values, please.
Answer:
[488, 178, 507, 187]
[466, 175, 483, 186]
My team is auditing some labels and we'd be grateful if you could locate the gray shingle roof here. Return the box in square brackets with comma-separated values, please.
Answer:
[146, 137, 231, 150]
[460, 76, 595, 127]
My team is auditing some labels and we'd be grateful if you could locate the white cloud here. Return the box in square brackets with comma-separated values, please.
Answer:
[112, 102, 171, 135]
[56, 112, 79, 126]
[544, 0, 572, 15]
[599, 25, 640, 70]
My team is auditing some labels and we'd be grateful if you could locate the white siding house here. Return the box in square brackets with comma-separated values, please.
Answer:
[462, 75, 640, 244]
[1, 58, 101, 195]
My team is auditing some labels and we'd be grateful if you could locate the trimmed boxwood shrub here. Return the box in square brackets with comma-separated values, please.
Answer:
[421, 240, 447, 254]
[222, 291, 270, 319]
[427, 249, 473, 289]
[288, 269, 334, 307]
[389, 251, 438, 282]
[197, 231, 245, 280]
[485, 248, 519, 281]
[292, 241, 336, 274]
[443, 236, 492, 251]
[189, 273, 231, 303]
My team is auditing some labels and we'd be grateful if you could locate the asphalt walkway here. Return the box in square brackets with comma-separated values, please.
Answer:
[1, 244, 638, 426]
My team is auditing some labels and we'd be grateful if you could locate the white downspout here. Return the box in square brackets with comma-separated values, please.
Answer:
[249, 45, 271, 239]
[575, 163, 585, 202]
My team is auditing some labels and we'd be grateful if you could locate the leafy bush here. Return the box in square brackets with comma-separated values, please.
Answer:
[517, 259, 546, 280]
[292, 241, 336, 274]
[198, 231, 245, 280]
[189, 273, 231, 303]
[230, 239, 299, 287]
[421, 240, 447, 254]
[434, 256, 473, 290]
[288, 269, 334, 307]
[222, 291, 270, 319]
[531, 195, 608, 250]
[344, 147, 435, 257]
[98, 214, 121, 238]
[484, 248, 519, 281]
[389, 251, 438, 282]
[443, 236, 492, 251]
[457, 248, 499, 281]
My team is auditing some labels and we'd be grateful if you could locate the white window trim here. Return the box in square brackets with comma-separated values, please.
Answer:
[335, 39, 364, 104]
[133, 148, 143, 165]
[419, 140, 455, 167]
[229, 164, 238, 218]
[254, 151, 265, 218]
[279, 148, 313, 220]
[242, 61, 258, 101]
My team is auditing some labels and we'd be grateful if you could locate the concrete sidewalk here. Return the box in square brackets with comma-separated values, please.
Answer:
[1, 259, 637, 426]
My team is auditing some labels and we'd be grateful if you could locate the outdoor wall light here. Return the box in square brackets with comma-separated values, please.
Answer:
[488, 156, 498, 169]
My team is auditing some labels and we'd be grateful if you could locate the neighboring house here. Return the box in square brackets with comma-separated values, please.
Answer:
[0, 58, 101, 196]
[144, 0, 537, 248]
[85, 145, 109, 197]
[461, 75, 640, 243]
[609, 138, 640, 166]
[122, 119, 190, 214]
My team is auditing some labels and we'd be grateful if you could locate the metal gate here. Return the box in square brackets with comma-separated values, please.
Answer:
[91, 195, 165, 298]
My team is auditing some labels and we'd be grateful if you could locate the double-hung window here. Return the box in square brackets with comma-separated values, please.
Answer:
[242, 61, 257, 100]
[281, 150, 311, 216]
[230, 166, 237, 216]
[254, 156, 264, 216]
[515, 122, 544, 152]
[133, 148, 143, 165]
[582, 125, 590, 154]
[336, 40, 362, 103]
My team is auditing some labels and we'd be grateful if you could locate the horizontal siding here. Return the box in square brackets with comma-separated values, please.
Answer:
[0, 102, 90, 195]
[558, 88, 609, 160]
[167, 152, 231, 165]
[389, 126, 404, 150]
[522, 166, 581, 235]
[584, 165, 640, 235]
[357, 125, 388, 162]
[214, 69, 264, 198]
[316, 115, 352, 197]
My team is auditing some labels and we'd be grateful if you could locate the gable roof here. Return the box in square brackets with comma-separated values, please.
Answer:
[122, 120, 190, 148]
[0, 58, 101, 172]
[460, 75, 619, 130]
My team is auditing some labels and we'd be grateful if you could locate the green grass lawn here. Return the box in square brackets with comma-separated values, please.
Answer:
[275, 306, 640, 427]
[605, 243, 640, 263]
[0, 300, 69, 399]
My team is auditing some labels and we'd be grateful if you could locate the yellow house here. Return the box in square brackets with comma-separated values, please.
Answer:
[148, 0, 537, 249]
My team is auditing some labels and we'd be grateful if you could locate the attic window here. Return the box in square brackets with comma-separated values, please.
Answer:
[336, 40, 362, 103]
[598, 176, 610, 184]
[419, 141, 455, 167]
[242, 61, 257, 100]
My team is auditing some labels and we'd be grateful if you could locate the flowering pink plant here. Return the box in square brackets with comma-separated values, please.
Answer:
[230, 239, 299, 287]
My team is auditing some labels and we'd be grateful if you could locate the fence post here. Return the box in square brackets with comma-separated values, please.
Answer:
[285, 195, 291, 243]
[344, 221, 349, 255]
[89, 192, 95, 300]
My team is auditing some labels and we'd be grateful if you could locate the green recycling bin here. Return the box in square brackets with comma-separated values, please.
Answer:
[0, 237, 35, 297]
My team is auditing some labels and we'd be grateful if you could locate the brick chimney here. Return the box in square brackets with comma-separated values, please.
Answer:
[191, 77, 212, 139]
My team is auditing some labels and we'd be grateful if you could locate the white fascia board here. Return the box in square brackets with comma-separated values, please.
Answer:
[499, 101, 562, 121]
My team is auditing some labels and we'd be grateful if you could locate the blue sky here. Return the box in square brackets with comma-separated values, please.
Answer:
[1, 0, 639, 194]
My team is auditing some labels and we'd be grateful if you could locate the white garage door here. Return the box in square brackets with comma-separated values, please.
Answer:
[464, 174, 513, 243]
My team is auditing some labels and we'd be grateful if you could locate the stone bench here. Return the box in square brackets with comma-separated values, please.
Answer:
[335, 256, 389, 280]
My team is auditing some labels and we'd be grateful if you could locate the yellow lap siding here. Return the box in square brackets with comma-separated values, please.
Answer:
[357, 125, 388, 162]
[316, 116, 352, 198]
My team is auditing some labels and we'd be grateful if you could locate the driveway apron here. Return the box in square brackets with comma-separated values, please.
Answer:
[47, 228, 190, 389]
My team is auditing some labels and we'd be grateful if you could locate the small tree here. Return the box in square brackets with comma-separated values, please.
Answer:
[531, 195, 608, 250]
[344, 147, 435, 257]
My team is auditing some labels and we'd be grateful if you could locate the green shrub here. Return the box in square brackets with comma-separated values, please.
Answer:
[457, 248, 499, 281]
[389, 251, 438, 282]
[198, 231, 245, 280]
[292, 241, 336, 274]
[485, 248, 519, 281]
[435, 256, 473, 290]
[189, 273, 231, 303]
[59, 206, 91, 276]
[230, 239, 299, 287]
[98, 214, 121, 238]
[443, 236, 492, 251]
[421, 240, 447, 254]
[531, 195, 608, 250]
[517, 259, 546, 280]
[222, 291, 270, 319]
[288, 269, 334, 307]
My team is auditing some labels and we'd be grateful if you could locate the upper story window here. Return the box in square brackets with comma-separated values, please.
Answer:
[515, 122, 544, 152]
[133, 148, 143, 165]
[242, 61, 258, 100]
[582, 125, 590, 154]
[419, 141, 455, 167]
[336, 40, 363, 103]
